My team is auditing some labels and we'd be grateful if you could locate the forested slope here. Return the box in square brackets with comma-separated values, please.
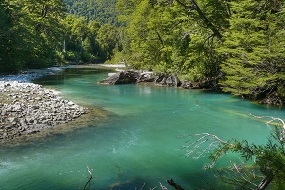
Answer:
[65, 0, 118, 25]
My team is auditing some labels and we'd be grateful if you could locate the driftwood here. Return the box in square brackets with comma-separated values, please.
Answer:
[82, 166, 93, 190]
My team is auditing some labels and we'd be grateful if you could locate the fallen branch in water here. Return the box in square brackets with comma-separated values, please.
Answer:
[250, 113, 285, 130]
[167, 179, 185, 190]
[159, 182, 168, 190]
[82, 165, 93, 190]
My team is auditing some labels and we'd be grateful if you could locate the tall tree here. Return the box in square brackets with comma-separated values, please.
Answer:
[218, 0, 285, 104]
[96, 23, 119, 60]
[0, 0, 67, 73]
[0, 0, 20, 73]
[114, 0, 229, 80]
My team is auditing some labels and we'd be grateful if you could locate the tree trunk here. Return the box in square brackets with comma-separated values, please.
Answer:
[256, 175, 273, 190]
[190, 0, 223, 40]
[63, 39, 66, 53]
[175, 0, 223, 41]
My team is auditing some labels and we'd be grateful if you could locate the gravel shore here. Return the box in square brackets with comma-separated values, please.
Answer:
[0, 64, 125, 144]
[0, 81, 88, 142]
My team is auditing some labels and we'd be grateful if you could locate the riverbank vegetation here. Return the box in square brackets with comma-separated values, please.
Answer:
[0, 1, 284, 189]
[1, 0, 284, 105]
[0, 0, 119, 73]
[185, 117, 285, 190]
[113, 0, 285, 105]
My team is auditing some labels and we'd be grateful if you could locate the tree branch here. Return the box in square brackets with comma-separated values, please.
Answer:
[82, 166, 93, 190]
[159, 182, 168, 190]
[249, 113, 285, 130]
[175, 0, 223, 40]
[182, 133, 230, 167]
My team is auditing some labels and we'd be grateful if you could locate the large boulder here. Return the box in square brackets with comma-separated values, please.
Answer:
[100, 71, 139, 85]
[137, 71, 155, 83]
[154, 73, 181, 87]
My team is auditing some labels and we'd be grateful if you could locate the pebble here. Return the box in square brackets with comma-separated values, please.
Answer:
[0, 81, 88, 141]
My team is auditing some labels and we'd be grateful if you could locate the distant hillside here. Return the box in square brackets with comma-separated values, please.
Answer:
[65, 0, 118, 25]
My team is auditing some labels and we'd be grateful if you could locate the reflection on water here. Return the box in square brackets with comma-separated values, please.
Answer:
[0, 66, 284, 190]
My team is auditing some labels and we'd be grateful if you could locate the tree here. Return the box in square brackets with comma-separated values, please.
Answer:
[0, 0, 21, 73]
[15, 0, 67, 68]
[65, 0, 119, 25]
[0, 0, 67, 73]
[184, 115, 285, 189]
[62, 14, 94, 62]
[114, 0, 229, 80]
[217, 0, 285, 105]
[174, 0, 225, 41]
[96, 24, 119, 60]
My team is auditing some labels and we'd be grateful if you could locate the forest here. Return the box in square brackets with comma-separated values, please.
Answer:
[0, 0, 284, 105]
[0, 0, 119, 72]
[65, 0, 118, 24]
[0, 0, 285, 189]
[114, 0, 285, 106]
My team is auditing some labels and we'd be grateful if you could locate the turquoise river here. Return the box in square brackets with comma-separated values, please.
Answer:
[0, 67, 284, 189]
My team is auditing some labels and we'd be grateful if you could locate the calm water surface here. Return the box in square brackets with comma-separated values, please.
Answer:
[0, 67, 284, 189]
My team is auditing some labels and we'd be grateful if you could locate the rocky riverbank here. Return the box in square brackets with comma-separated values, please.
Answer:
[99, 69, 285, 106]
[0, 81, 88, 143]
[99, 70, 220, 90]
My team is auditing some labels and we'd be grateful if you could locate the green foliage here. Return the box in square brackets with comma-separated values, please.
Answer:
[114, 0, 229, 79]
[0, 0, 67, 73]
[218, 0, 285, 101]
[61, 14, 102, 63]
[96, 24, 120, 60]
[0, 1, 21, 73]
[0, 0, 120, 73]
[209, 126, 285, 189]
[65, 0, 118, 25]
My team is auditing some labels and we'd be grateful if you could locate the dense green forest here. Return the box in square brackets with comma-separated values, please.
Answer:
[0, 0, 284, 104]
[113, 0, 285, 105]
[65, 0, 118, 25]
[0, 0, 119, 73]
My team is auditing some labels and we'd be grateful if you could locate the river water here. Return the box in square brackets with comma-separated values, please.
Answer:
[0, 67, 284, 189]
